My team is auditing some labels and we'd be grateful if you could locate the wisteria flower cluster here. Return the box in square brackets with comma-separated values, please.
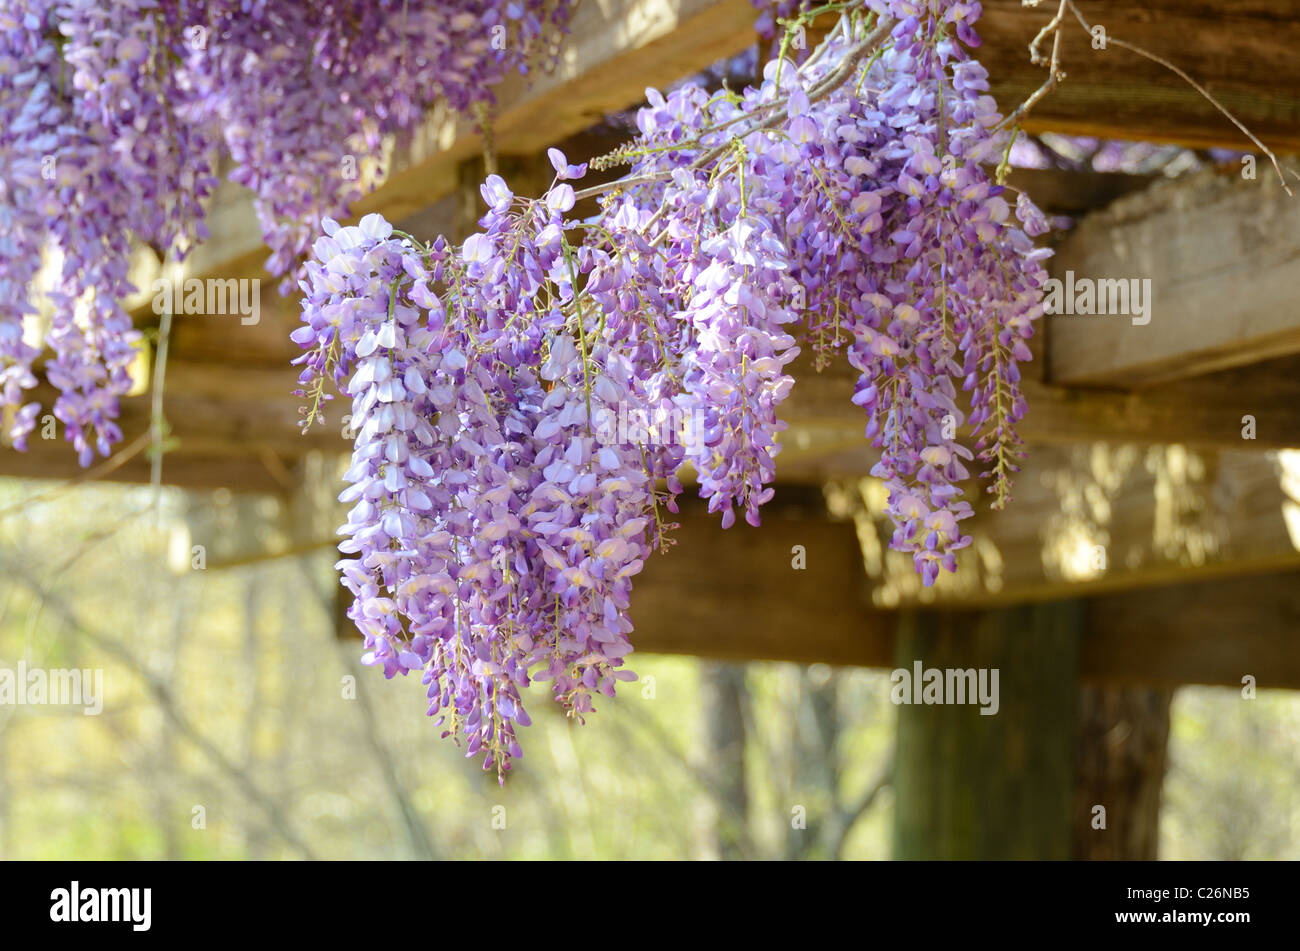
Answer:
[296, 0, 1052, 776]
[0, 0, 571, 464]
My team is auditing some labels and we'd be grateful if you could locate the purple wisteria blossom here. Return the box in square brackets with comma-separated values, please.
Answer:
[0, 1, 573, 463]
[296, 1, 1052, 775]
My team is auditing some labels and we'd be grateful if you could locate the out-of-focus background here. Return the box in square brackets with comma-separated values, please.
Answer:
[0, 480, 1295, 860]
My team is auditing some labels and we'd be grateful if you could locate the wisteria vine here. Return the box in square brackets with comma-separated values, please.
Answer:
[0, 0, 571, 465]
[294, 0, 1053, 778]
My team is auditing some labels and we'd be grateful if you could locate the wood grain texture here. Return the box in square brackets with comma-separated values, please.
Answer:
[1045, 168, 1300, 385]
[899, 445, 1300, 608]
[783, 352, 1300, 458]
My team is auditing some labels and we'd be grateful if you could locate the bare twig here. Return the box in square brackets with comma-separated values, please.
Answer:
[333, 638, 440, 860]
[832, 744, 894, 860]
[1062, 1, 1293, 195]
[995, 0, 1068, 133]
[611, 692, 756, 858]
[296, 557, 438, 860]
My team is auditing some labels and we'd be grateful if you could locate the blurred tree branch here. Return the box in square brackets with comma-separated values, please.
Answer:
[298, 557, 438, 860]
[0, 554, 319, 860]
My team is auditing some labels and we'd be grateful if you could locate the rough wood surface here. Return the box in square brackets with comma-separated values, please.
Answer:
[890, 603, 1082, 860]
[979, 0, 1300, 151]
[1073, 685, 1173, 860]
[1045, 168, 1300, 386]
[626, 489, 1300, 686]
[783, 352, 1300, 456]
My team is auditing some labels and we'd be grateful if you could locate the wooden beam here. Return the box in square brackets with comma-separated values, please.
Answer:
[1045, 167, 1300, 386]
[628, 494, 1300, 687]
[139, 0, 760, 297]
[373, 0, 757, 215]
[0, 445, 294, 494]
[630, 443, 1300, 612]
[11, 297, 1300, 490]
[975, 1, 1300, 152]
[798, 1, 1300, 151]
[780, 352, 1300, 458]
[150, 332, 1300, 461]
[861, 444, 1300, 608]
[0, 369, 347, 492]
[626, 486, 892, 666]
[1082, 572, 1300, 691]
[139, 320, 1300, 483]
[1018, 360, 1300, 450]
[5, 348, 1299, 489]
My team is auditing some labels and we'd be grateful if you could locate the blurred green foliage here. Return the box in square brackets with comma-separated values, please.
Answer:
[0, 480, 1294, 859]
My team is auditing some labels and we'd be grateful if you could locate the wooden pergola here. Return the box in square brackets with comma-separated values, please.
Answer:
[4, 0, 1298, 859]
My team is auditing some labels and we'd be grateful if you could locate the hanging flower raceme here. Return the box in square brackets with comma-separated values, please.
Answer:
[295, 179, 664, 778]
[0, 0, 573, 464]
[298, 0, 1052, 776]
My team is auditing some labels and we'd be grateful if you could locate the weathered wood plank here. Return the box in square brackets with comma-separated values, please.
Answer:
[0, 446, 292, 494]
[798, 1, 1300, 151]
[5, 349, 1298, 490]
[854, 444, 1300, 608]
[628, 493, 1300, 687]
[1082, 572, 1300, 690]
[780, 352, 1300, 457]
[141, 0, 761, 296]
[1044, 168, 1300, 386]
[632, 442, 1300, 612]
[172, 477, 1300, 685]
[627, 486, 892, 665]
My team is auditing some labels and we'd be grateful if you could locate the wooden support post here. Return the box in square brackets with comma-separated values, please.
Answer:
[1073, 685, 1173, 860]
[892, 603, 1083, 860]
[700, 661, 751, 859]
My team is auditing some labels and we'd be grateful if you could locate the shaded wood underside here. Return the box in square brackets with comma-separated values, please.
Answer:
[626, 491, 1300, 689]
